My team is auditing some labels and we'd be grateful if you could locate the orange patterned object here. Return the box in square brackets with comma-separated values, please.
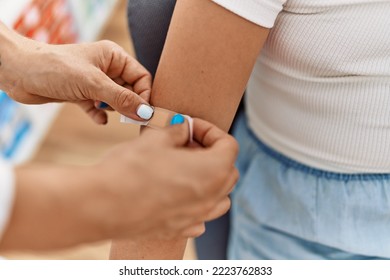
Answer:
[13, 0, 77, 44]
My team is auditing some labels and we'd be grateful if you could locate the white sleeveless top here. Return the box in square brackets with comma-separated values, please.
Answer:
[213, 0, 390, 173]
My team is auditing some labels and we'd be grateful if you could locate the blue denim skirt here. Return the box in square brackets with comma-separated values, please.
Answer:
[228, 112, 390, 259]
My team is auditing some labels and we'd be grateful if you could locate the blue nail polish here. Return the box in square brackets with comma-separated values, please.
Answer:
[170, 114, 185, 125]
[98, 102, 109, 109]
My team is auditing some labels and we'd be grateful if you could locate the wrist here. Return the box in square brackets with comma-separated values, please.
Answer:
[0, 22, 49, 95]
[1, 164, 111, 251]
[66, 165, 114, 242]
[83, 152, 145, 240]
[0, 22, 18, 54]
[0, 22, 27, 92]
[75, 164, 123, 241]
[51, 165, 117, 247]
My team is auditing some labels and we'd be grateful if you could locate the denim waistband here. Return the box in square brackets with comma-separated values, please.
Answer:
[243, 118, 390, 182]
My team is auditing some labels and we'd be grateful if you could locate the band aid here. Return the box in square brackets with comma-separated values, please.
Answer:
[121, 107, 175, 128]
[121, 107, 194, 143]
[184, 115, 194, 144]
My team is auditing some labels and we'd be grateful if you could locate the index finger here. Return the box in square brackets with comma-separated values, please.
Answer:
[99, 41, 152, 102]
[122, 56, 152, 102]
[115, 50, 152, 102]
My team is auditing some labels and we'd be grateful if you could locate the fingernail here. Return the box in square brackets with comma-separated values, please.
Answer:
[98, 102, 109, 109]
[137, 104, 154, 120]
[170, 114, 185, 125]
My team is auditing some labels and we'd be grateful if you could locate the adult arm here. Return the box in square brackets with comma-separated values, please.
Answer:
[0, 120, 238, 252]
[0, 21, 153, 124]
[110, 0, 270, 260]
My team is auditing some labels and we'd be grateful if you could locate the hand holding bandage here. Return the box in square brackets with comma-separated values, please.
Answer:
[121, 107, 194, 143]
[114, 110, 238, 238]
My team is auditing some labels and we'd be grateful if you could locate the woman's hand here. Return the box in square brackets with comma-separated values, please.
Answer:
[0, 119, 238, 251]
[0, 22, 152, 124]
[94, 118, 239, 240]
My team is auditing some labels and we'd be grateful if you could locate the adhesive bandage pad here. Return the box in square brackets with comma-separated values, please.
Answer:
[120, 107, 194, 143]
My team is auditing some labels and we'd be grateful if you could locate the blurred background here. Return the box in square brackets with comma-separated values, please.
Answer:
[0, 0, 196, 260]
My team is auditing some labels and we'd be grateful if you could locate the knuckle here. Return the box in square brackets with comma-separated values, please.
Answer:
[193, 225, 206, 237]
[185, 224, 206, 238]
[234, 167, 240, 181]
[98, 39, 117, 50]
[96, 40, 123, 59]
[224, 198, 232, 212]
[144, 71, 153, 81]
[217, 204, 230, 218]
[224, 135, 239, 157]
[114, 88, 137, 110]
[231, 138, 240, 157]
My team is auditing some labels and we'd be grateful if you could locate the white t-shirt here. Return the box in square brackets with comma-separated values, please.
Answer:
[0, 160, 15, 241]
[213, 0, 390, 173]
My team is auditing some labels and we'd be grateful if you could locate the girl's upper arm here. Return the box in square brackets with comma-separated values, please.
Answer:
[151, 0, 271, 131]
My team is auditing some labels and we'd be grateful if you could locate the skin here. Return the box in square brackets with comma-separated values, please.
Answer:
[0, 21, 152, 124]
[0, 20, 239, 252]
[110, 0, 270, 260]
[1, 120, 238, 252]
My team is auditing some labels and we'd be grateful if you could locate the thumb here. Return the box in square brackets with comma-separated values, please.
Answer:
[97, 77, 154, 121]
[160, 117, 191, 147]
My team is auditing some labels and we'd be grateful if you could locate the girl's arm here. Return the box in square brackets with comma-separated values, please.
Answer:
[110, 0, 270, 260]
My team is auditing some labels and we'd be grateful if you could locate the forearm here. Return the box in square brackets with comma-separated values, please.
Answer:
[110, 238, 187, 260]
[0, 21, 16, 56]
[0, 164, 105, 251]
[0, 21, 24, 91]
[110, 0, 268, 260]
